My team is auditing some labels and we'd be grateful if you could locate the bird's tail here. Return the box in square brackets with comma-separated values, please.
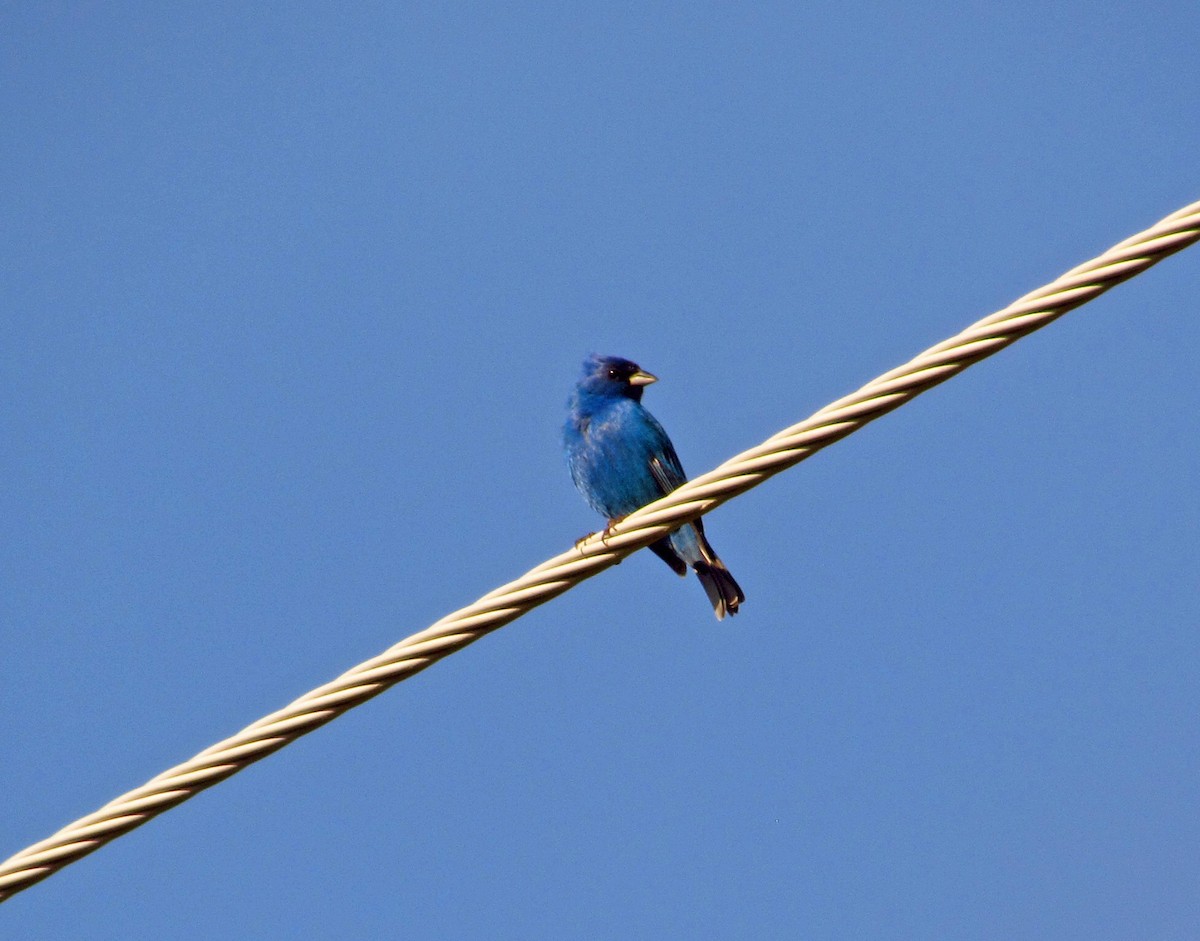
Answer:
[693, 558, 745, 620]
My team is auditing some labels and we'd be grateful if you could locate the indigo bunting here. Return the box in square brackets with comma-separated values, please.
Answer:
[564, 354, 745, 619]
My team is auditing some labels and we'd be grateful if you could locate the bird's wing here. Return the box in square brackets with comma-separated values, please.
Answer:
[647, 429, 712, 539]
[648, 439, 687, 496]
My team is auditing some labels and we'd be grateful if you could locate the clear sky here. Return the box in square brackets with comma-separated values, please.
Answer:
[4, 4, 1198, 938]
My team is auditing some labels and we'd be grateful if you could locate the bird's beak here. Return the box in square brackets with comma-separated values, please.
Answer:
[628, 369, 658, 386]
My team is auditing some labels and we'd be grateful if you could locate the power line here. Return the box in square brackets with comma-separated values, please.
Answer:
[2, 198, 1197, 903]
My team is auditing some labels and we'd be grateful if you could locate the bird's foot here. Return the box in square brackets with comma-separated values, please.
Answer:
[574, 517, 628, 553]
[601, 516, 627, 545]
[574, 532, 597, 551]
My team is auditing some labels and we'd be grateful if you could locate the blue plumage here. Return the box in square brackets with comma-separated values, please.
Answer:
[564, 354, 744, 619]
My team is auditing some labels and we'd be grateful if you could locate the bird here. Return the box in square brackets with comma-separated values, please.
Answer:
[563, 354, 744, 619]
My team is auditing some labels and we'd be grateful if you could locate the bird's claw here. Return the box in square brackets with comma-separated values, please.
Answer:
[601, 516, 627, 545]
[574, 532, 597, 551]
[573, 515, 628, 553]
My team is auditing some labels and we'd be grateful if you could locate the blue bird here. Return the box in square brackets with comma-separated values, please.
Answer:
[564, 354, 745, 619]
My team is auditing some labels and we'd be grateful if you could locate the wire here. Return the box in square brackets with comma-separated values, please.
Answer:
[2, 198, 1197, 903]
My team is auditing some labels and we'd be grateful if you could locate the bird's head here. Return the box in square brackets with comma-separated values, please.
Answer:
[578, 354, 658, 401]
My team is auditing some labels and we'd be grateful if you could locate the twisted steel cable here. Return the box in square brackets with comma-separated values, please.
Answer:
[2, 198, 1198, 903]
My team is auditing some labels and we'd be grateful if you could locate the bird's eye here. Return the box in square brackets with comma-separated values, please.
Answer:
[607, 367, 620, 380]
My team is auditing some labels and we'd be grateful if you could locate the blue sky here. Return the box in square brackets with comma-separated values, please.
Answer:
[3, 4, 1198, 938]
